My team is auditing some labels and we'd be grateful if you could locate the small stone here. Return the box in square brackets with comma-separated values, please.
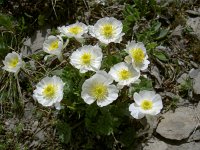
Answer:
[177, 73, 188, 84]
[186, 17, 200, 40]
[189, 68, 200, 79]
[35, 129, 45, 142]
[32, 121, 39, 132]
[156, 107, 197, 140]
[151, 66, 162, 85]
[193, 72, 200, 95]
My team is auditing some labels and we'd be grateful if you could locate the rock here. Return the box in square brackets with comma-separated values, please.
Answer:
[150, 66, 162, 86]
[21, 28, 51, 56]
[195, 101, 200, 115]
[189, 68, 200, 79]
[188, 130, 200, 142]
[193, 72, 200, 95]
[186, 17, 200, 40]
[170, 25, 183, 37]
[143, 138, 200, 150]
[143, 138, 168, 150]
[168, 142, 200, 150]
[177, 73, 188, 84]
[24, 102, 35, 120]
[35, 129, 45, 142]
[32, 121, 39, 132]
[156, 107, 197, 140]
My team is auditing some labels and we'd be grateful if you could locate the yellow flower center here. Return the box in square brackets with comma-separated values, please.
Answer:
[81, 53, 92, 65]
[141, 100, 153, 110]
[68, 26, 83, 35]
[49, 40, 59, 51]
[43, 84, 57, 99]
[91, 83, 108, 100]
[9, 57, 19, 68]
[118, 69, 131, 80]
[101, 24, 114, 38]
[130, 48, 145, 63]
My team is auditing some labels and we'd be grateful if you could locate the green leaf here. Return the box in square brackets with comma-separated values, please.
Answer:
[0, 0, 4, 4]
[102, 54, 122, 70]
[153, 50, 168, 61]
[129, 76, 153, 95]
[96, 109, 113, 135]
[156, 28, 169, 40]
[56, 121, 71, 144]
[0, 14, 14, 31]
[120, 127, 136, 147]
[38, 15, 45, 26]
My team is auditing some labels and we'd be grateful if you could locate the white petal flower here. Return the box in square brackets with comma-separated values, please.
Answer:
[129, 90, 163, 119]
[58, 22, 88, 41]
[125, 41, 150, 71]
[81, 71, 119, 107]
[43, 35, 63, 56]
[89, 17, 125, 45]
[33, 76, 65, 109]
[109, 62, 140, 87]
[70, 45, 103, 73]
[2, 52, 24, 74]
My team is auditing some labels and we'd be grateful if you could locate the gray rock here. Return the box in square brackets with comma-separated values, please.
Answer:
[168, 142, 200, 150]
[24, 102, 35, 120]
[177, 73, 188, 84]
[32, 121, 39, 132]
[188, 130, 200, 142]
[193, 72, 200, 95]
[189, 68, 200, 79]
[21, 28, 51, 56]
[35, 129, 45, 142]
[156, 107, 197, 140]
[143, 138, 200, 150]
[186, 17, 200, 40]
[143, 138, 168, 150]
[151, 66, 162, 85]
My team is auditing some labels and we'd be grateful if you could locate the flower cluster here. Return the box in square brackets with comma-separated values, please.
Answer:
[2, 17, 163, 118]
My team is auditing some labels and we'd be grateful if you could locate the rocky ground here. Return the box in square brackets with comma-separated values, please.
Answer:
[1, 0, 200, 150]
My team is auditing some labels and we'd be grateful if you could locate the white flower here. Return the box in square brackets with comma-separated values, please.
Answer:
[2, 52, 24, 74]
[109, 62, 140, 87]
[58, 22, 88, 41]
[129, 90, 163, 119]
[125, 41, 150, 71]
[70, 45, 103, 73]
[43, 35, 63, 56]
[81, 71, 119, 107]
[33, 76, 65, 110]
[89, 17, 124, 44]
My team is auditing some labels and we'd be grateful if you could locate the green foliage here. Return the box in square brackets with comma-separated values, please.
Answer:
[0, 143, 6, 150]
[61, 66, 86, 106]
[0, 14, 14, 31]
[129, 76, 153, 96]
[85, 105, 114, 135]
[56, 121, 71, 144]
[0, 14, 15, 59]
[38, 15, 45, 26]
[178, 78, 192, 97]
[123, 4, 140, 33]
[102, 52, 123, 71]
[136, 21, 169, 43]
[153, 50, 169, 62]
[123, 0, 159, 35]
[119, 127, 136, 147]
